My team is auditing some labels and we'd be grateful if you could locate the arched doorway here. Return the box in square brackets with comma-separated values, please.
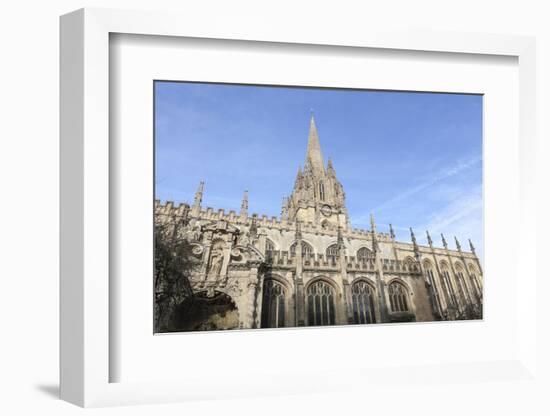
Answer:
[173, 290, 239, 331]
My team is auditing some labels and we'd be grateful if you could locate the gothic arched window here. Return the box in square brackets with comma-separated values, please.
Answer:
[356, 247, 372, 262]
[290, 241, 313, 257]
[454, 264, 470, 305]
[326, 244, 338, 262]
[468, 264, 482, 300]
[424, 262, 443, 316]
[306, 280, 336, 326]
[388, 281, 409, 313]
[265, 239, 275, 260]
[352, 281, 376, 324]
[319, 182, 325, 201]
[440, 263, 457, 307]
[261, 280, 286, 328]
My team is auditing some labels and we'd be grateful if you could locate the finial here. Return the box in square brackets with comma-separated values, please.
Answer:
[410, 227, 419, 252]
[241, 190, 248, 209]
[370, 213, 376, 232]
[389, 223, 395, 239]
[454, 236, 461, 251]
[469, 239, 476, 254]
[441, 233, 448, 249]
[191, 180, 205, 215]
[239, 190, 249, 220]
[426, 230, 433, 247]
[281, 196, 289, 220]
[193, 180, 204, 203]
[410, 227, 417, 243]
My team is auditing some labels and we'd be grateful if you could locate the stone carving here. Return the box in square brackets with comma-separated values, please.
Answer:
[191, 244, 204, 256]
[207, 242, 224, 277]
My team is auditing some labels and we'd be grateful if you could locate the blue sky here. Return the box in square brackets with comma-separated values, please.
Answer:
[155, 81, 483, 257]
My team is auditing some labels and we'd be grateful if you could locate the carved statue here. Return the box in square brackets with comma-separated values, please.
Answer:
[237, 231, 250, 247]
[208, 245, 224, 277]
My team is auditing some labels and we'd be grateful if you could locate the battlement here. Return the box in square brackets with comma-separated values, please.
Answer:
[155, 200, 394, 241]
[154, 200, 472, 253]
[264, 250, 421, 274]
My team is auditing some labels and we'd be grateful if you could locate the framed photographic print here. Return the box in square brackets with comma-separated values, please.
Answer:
[153, 81, 484, 334]
[60, 7, 537, 408]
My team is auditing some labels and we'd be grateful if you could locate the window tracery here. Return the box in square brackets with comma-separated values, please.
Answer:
[261, 280, 286, 328]
[388, 281, 409, 313]
[306, 280, 336, 326]
[352, 281, 376, 324]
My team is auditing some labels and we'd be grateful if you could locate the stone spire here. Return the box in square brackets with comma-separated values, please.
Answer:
[239, 190, 248, 222]
[191, 180, 204, 216]
[304, 115, 325, 175]
[286, 116, 349, 229]
[389, 223, 395, 239]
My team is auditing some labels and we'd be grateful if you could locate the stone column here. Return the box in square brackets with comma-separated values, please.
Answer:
[294, 222, 305, 326]
[245, 262, 262, 329]
[338, 226, 353, 324]
[371, 215, 389, 322]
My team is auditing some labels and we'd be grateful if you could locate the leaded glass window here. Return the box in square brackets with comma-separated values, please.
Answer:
[441, 268, 457, 307]
[261, 280, 286, 328]
[326, 244, 338, 262]
[356, 247, 372, 262]
[388, 281, 409, 312]
[290, 241, 313, 257]
[265, 239, 275, 260]
[306, 280, 336, 326]
[426, 267, 443, 316]
[352, 281, 376, 324]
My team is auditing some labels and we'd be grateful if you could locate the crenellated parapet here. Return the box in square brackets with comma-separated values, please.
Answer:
[155, 199, 400, 245]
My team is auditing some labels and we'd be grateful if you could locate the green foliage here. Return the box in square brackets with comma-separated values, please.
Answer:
[154, 213, 197, 332]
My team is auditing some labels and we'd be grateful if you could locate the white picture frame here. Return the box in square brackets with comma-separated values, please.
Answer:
[60, 7, 537, 408]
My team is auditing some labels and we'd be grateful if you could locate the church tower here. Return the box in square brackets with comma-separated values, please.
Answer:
[285, 116, 350, 229]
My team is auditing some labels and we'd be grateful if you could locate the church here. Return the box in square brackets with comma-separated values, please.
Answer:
[154, 116, 483, 331]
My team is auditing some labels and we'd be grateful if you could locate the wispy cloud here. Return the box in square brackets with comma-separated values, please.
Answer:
[369, 154, 481, 215]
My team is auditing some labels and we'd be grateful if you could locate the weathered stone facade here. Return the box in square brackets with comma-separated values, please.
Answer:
[155, 117, 483, 330]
